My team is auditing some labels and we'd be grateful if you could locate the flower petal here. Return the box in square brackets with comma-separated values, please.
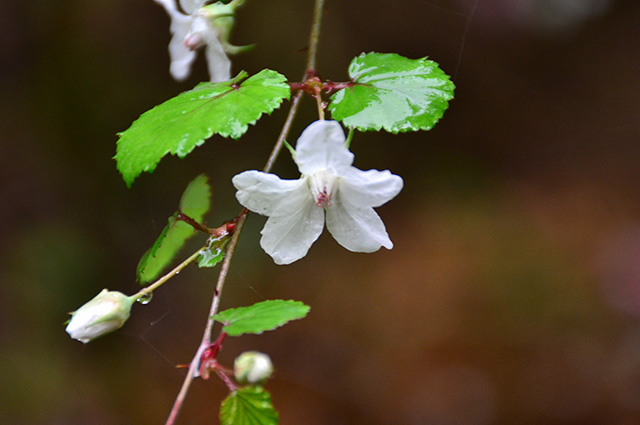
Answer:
[339, 168, 404, 208]
[233, 170, 307, 216]
[260, 201, 325, 265]
[295, 121, 353, 176]
[325, 196, 393, 253]
[233, 171, 325, 264]
[155, 0, 197, 81]
[179, 0, 204, 14]
[203, 36, 231, 82]
[169, 34, 197, 81]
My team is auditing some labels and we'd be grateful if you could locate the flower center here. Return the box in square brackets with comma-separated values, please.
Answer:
[310, 170, 337, 209]
[315, 189, 331, 208]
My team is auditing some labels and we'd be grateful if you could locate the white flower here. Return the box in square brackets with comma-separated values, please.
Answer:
[154, 0, 246, 82]
[233, 120, 404, 265]
[65, 289, 135, 343]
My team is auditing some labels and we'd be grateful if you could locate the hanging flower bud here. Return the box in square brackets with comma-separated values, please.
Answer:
[234, 351, 274, 385]
[65, 289, 135, 344]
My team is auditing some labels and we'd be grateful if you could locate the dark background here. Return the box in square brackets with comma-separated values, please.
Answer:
[2, 0, 640, 424]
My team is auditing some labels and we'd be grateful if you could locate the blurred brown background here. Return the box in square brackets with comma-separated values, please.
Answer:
[2, 0, 640, 424]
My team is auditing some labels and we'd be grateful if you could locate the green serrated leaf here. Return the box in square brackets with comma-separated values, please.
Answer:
[198, 246, 225, 268]
[213, 300, 309, 337]
[137, 175, 211, 283]
[328, 52, 455, 133]
[220, 386, 279, 425]
[115, 69, 290, 187]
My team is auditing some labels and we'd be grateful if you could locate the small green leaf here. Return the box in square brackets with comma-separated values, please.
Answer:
[179, 174, 211, 215]
[213, 300, 309, 337]
[115, 70, 290, 187]
[220, 386, 279, 425]
[328, 52, 455, 133]
[198, 246, 224, 268]
[137, 175, 211, 283]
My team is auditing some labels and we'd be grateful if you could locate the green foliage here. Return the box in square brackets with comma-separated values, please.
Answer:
[213, 300, 310, 337]
[179, 173, 211, 213]
[328, 52, 455, 133]
[115, 70, 290, 187]
[220, 386, 279, 425]
[137, 175, 211, 283]
[198, 245, 225, 268]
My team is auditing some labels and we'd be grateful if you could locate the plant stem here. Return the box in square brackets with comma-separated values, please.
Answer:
[263, 90, 304, 173]
[316, 94, 325, 120]
[164, 88, 305, 424]
[306, 0, 325, 73]
[164, 1, 327, 423]
[215, 369, 239, 392]
[132, 247, 204, 301]
[345, 127, 354, 148]
[176, 211, 211, 235]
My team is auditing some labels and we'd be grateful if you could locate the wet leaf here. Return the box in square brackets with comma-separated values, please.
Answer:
[115, 70, 290, 186]
[328, 52, 454, 133]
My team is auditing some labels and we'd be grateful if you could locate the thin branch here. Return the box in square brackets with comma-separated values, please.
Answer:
[306, 0, 326, 73]
[201, 213, 246, 345]
[164, 0, 326, 422]
[263, 90, 304, 174]
[164, 343, 205, 425]
[132, 247, 204, 301]
[176, 211, 211, 235]
[164, 81, 306, 425]
[315, 94, 325, 120]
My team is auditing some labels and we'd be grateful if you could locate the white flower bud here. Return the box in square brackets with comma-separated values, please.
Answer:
[234, 351, 274, 385]
[65, 289, 134, 344]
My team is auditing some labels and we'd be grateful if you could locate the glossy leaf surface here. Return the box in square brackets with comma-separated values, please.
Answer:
[115, 70, 290, 186]
[328, 52, 454, 133]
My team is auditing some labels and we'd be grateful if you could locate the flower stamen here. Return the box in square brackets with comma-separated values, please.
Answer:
[315, 189, 331, 208]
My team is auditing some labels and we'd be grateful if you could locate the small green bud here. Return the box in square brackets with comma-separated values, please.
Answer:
[234, 351, 274, 385]
[65, 289, 134, 344]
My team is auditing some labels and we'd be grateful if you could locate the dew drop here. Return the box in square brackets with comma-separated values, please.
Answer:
[137, 292, 153, 305]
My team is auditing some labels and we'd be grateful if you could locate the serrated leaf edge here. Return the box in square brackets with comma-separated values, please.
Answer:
[115, 69, 290, 186]
[213, 300, 310, 336]
[328, 52, 455, 134]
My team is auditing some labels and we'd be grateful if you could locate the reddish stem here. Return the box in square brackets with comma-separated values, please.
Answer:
[287, 79, 355, 96]
[199, 332, 228, 379]
[176, 211, 210, 234]
[176, 210, 246, 240]
[215, 369, 239, 392]
[288, 82, 306, 91]
[209, 331, 227, 359]
[322, 80, 355, 94]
